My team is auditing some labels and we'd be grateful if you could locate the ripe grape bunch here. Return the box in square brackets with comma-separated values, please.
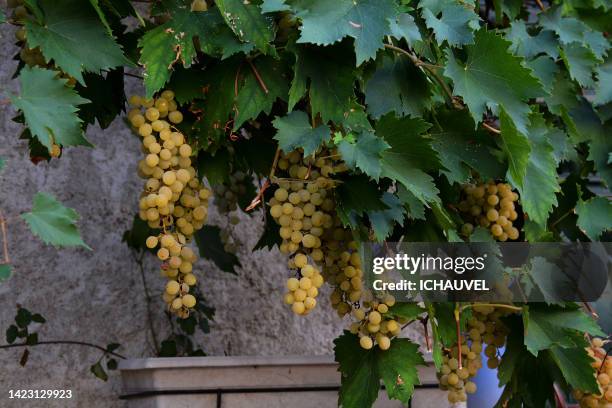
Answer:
[127, 90, 212, 318]
[269, 149, 348, 315]
[458, 181, 521, 241]
[437, 304, 512, 404]
[573, 337, 612, 408]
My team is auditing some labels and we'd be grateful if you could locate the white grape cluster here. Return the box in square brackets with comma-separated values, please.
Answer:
[347, 294, 401, 351]
[269, 149, 347, 315]
[213, 171, 249, 214]
[437, 304, 512, 404]
[573, 337, 612, 408]
[127, 90, 212, 318]
[458, 181, 520, 241]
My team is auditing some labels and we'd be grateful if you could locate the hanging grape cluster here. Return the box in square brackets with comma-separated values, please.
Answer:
[437, 304, 513, 404]
[213, 171, 249, 214]
[458, 181, 521, 241]
[127, 90, 212, 318]
[573, 337, 612, 408]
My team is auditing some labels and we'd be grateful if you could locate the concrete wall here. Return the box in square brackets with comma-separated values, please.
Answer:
[0, 22, 426, 408]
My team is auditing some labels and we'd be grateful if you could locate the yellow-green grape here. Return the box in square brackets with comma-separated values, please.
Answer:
[128, 91, 211, 318]
[191, 0, 207, 11]
[458, 181, 521, 241]
[573, 338, 612, 407]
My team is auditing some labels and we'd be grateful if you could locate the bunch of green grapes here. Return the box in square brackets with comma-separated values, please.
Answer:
[437, 304, 513, 403]
[269, 149, 348, 315]
[127, 90, 212, 318]
[213, 171, 249, 214]
[573, 337, 612, 408]
[458, 181, 521, 241]
[346, 293, 401, 351]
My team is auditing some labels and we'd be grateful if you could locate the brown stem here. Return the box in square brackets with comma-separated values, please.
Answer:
[534, 0, 546, 11]
[454, 307, 462, 369]
[0, 340, 126, 359]
[247, 59, 269, 94]
[482, 122, 501, 134]
[269, 146, 281, 180]
[0, 210, 10, 264]
[422, 319, 431, 352]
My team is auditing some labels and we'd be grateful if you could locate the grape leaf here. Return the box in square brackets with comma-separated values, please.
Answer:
[594, 58, 612, 105]
[515, 114, 560, 226]
[430, 110, 504, 184]
[0, 265, 11, 282]
[444, 29, 543, 134]
[138, 8, 209, 97]
[0, 9, 6, 24]
[195, 226, 240, 274]
[539, 7, 588, 45]
[368, 192, 405, 241]
[337, 131, 390, 181]
[295, 0, 398, 65]
[575, 196, 612, 240]
[376, 338, 425, 404]
[560, 43, 601, 88]
[499, 108, 531, 189]
[289, 43, 355, 123]
[506, 20, 558, 59]
[261, 0, 290, 13]
[397, 186, 426, 220]
[272, 111, 331, 157]
[167, 66, 207, 105]
[334, 332, 425, 407]
[233, 56, 289, 130]
[523, 305, 605, 355]
[215, 0, 275, 54]
[364, 55, 431, 119]
[388, 303, 426, 320]
[21, 193, 90, 249]
[420, 1, 479, 47]
[0, 157, 4, 173]
[336, 175, 388, 218]
[76, 70, 125, 129]
[549, 346, 600, 394]
[11, 67, 90, 150]
[525, 56, 559, 94]
[389, 13, 421, 46]
[24, 0, 131, 84]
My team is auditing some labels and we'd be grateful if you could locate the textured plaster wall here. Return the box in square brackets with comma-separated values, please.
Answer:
[0, 22, 425, 408]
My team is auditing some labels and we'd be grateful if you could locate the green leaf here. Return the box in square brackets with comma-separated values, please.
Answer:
[6, 325, 18, 344]
[377, 338, 425, 404]
[575, 196, 612, 240]
[334, 332, 425, 407]
[377, 115, 440, 205]
[539, 7, 589, 45]
[525, 56, 559, 94]
[389, 13, 421, 46]
[234, 56, 289, 130]
[261, 0, 290, 13]
[25, 0, 131, 84]
[90, 361, 108, 381]
[560, 43, 601, 88]
[515, 114, 560, 226]
[523, 305, 605, 355]
[167, 66, 207, 105]
[549, 346, 600, 394]
[336, 175, 388, 218]
[594, 58, 612, 105]
[273, 111, 331, 157]
[500, 108, 531, 189]
[21, 192, 90, 249]
[506, 21, 558, 59]
[0, 264, 11, 283]
[364, 55, 430, 119]
[16, 308, 33, 328]
[89, 0, 113, 36]
[397, 186, 426, 220]
[337, 131, 389, 181]
[195, 226, 240, 274]
[334, 332, 379, 408]
[387, 302, 425, 320]
[289, 43, 355, 123]
[197, 149, 230, 185]
[444, 29, 543, 134]
[420, 1, 479, 47]
[0, 157, 4, 173]
[122, 215, 158, 252]
[138, 8, 207, 96]
[368, 192, 405, 241]
[430, 110, 504, 184]
[216, 0, 275, 54]
[295, 0, 398, 65]
[525, 257, 566, 306]
[77, 70, 125, 129]
[0, 9, 6, 24]
[11, 67, 90, 150]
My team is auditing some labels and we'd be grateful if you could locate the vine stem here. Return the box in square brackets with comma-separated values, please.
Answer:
[0, 209, 10, 264]
[482, 122, 501, 134]
[383, 43, 454, 105]
[0, 341, 126, 359]
[549, 208, 574, 229]
[535, 0, 546, 11]
[454, 307, 462, 369]
[460, 303, 522, 313]
[246, 59, 269, 94]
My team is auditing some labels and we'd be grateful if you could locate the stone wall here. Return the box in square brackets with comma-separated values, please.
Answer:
[0, 22, 425, 408]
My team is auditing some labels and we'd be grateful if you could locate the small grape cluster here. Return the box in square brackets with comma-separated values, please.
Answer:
[573, 337, 612, 408]
[348, 294, 400, 351]
[213, 171, 249, 214]
[458, 181, 520, 241]
[127, 90, 212, 318]
[437, 304, 512, 404]
[269, 149, 346, 315]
